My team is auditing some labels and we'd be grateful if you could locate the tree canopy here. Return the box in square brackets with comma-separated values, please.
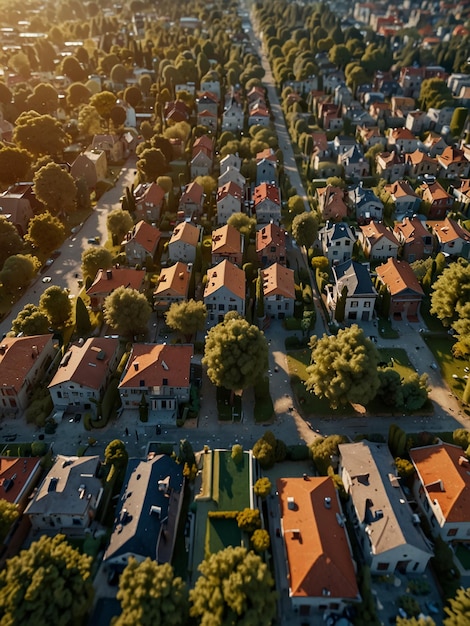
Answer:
[13, 111, 67, 157]
[81, 247, 113, 280]
[0, 534, 94, 625]
[39, 285, 73, 328]
[202, 313, 268, 393]
[0, 254, 38, 292]
[444, 586, 470, 626]
[0, 501, 19, 542]
[291, 211, 319, 248]
[306, 324, 380, 408]
[25, 211, 65, 253]
[103, 286, 152, 338]
[189, 546, 277, 626]
[106, 208, 133, 245]
[104, 439, 129, 469]
[33, 163, 77, 215]
[430, 259, 470, 326]
[165, 300, 207, 341]
[227, 212, 256, 238]
[0, 216, 24, 270]
[11, 303, 50, 336]
[0, 146, 32, 188]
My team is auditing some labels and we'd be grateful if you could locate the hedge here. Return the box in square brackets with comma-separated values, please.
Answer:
[207, 511, 239, 520]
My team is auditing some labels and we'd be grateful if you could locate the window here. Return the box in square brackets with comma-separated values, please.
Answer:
[336, 241, 341, 246]
[350, 301, 358, 308]
[218, 304, 225, 311]
[377, 562, 389, 571]
[447, 528, 458, 537]
[364, 302, 371, 308]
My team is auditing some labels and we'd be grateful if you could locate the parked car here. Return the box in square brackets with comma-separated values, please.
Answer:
[87, 236, 100, 245]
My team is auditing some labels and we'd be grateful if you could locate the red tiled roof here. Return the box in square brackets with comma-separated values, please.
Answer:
[0, 457, 41, 505]
[376, 257, 424, 296]
[0, 335, 53, 391]
[120, 343, 193, 388]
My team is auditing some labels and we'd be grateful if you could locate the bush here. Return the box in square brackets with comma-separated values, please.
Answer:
[254, 477, 272, 499]
[236, 508, 261, 532]
[207, 511, 239, 520]
[31, 441, 47, 457]
[453, 428, 470, 450]
[83, 413, 92, 431]
[406, 579, 430, 595]
[398, 594, 420, 617]
[284, 335, 301, 349]
[395, 457, 415, 480]
[231, 444, 243, 464]
[284, 317, 302, 330]
[251, 528, 270, 553]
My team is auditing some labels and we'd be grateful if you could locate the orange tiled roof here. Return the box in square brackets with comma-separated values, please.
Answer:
[277, 477, 359, 600]
[406, 149, 436, 166]
[154, 262, 191, 297]
[87, 268, 146, 296]
[422, 181, 451, 201]
[410, 442, 470, 523]
[262, 263, 295, 298]
[169, 222, 200, 247]
[211, 224, 242, 255]
[120, 343, 193, 388]
[216, 181, 243, 202]
[376, 257, 424, 296]
[256, 223, 286, 252]
[432, 217, 470, 244]
[385, 180, 419, 199]
[126, 220, 161, 252]
[252, 182, 280, 205]
[389, 127, 416, 141]
[204, 259, 245, 300]
[360, 221, 399, 246]
[438, 146, 468, 166]
[180, 181, 204, 204]
[256, 148, 277, 163]
[0, 335, 53, 391]
[394, 217, 430, 243]
[0, 457, 41, 504]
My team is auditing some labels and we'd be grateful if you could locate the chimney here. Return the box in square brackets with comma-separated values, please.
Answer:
[134, 362, 139, 371]
[106, 269, 113, 280]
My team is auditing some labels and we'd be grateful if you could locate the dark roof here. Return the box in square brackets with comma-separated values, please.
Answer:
[334, 260, 376, 296]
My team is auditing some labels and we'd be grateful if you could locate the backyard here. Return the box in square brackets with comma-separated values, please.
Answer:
[424, 336, 470, 403]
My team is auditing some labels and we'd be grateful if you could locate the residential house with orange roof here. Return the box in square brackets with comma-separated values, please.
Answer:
[253, 182, 281, 225]
[178, 180, 204, 220]
[190, 135, 214, 178]
[431, 217, 470, 259]
[319, 222, 356, 264]
[48, 337, 120, 418]
[261, 263, 295, 319]
[168, 221, 200, 263]
[153, 262, 192, 311]
[123, 220, 161, 266]
[437, 146, 470, 179]
[405, 150, 439, 179]
[375, 152, 406, 183]
[317, 185, 349, 222]
[452, 178, 470, 211]
[387, 127, 419, 154]
[70, 149, 107, 190]
[204, 260, 245, 326]
[218, 166, 245, 190]
[119, 343, 193, 422]
[376, 257, 424, 319]
[421, 181, 453, 220]
[247, 85, 266, 105]
[211, 224, 243, 266]
[327, 260, 377, 322]
[385, 180, 421, 217]
[216, 181, 243, 225]
[311, 131, 330, 159]
[0, 456, 42, 511]
[133, 181, 165, 223]
[25, 455, 103, 532]
[359, 221, 399, 260]
[391, 96, 416, 117]
[248, 102, 270, 127]
[0, 335, 55, 412]
[393, 217, 434, 262]
[256, 223, 286, 267]
[409, 442, 470, 542]
[422, 132, 448, 157]
[276, 476, 360, 616]
[339, 441, 433, 574]
[86, 267, 146, 311]
[356, 125, 385, 150]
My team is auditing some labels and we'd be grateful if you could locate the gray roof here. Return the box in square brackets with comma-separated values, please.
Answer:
[334, 260, 376, 297]
[321, 222, 356, 244]
[103, 454, 184, 565]
[339, 441, 432, 558]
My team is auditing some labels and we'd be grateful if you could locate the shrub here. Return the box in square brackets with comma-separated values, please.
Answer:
[207, 511, 239, 520]
[251, 528, 270, 553]
[406, 579, 430, 596]
[83, 413, 92, 431]
[236, 508, 261, 532]
[395, 457, 415, 480]
[398, 594, 420, 617]
[284, 335, 301, 349]
[231, 444, 243, 464]
[453, 428, 470, 450]
[286, 444, 310, 460]
[31, 441, 47, 457]
[254, 477, 272, 499]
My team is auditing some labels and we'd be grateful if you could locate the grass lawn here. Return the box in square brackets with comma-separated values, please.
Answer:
[216, 387, 242, 421]
[423, 336, 469, 401]
[206, 518, 241, 554]
[377, 318, 399, 339]
[377, 348, 416, 381]
[215, 450, 250, 510]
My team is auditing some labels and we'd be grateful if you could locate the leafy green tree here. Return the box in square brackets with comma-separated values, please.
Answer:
[251, 529, 270, 554]
[104, 439, 128, 469]
[0, 254, 38, 292]
[0, 146, 31, 188]
[202, 313, 269, 393]
[453, 429, 470, 449]
[253, 431, 277, 470]
[66, 82, 92, 108]
[397, 615, 435, 626]
[237, 508, 261, 533]
[376, 368, 403, 407]
[33, 163, 77, 215]
[75, 297, 92, 335]
[177, 439, 196, 467]
[310, 435, 348, 475]
[103, 286, 152, 338]
[113, 558, 188, 626]
[450, 107, 468, 138]
[253, 477, 272, 499]
[11, 303, 50, 336]
[0, 216, 24, 269]
[13, 111, 67, 157]
[306, 325, 380, 408]
[164, 300, 207, 341]
[329, 44, 350, 69]
[26, 83, 58, 115]
[81, 246, 113, 280]
[0, 534, 94, 625]
[444, 586, 470, 625]
[291, 211, 319, 249]
[62, 57, 87, 83]
[227, 212, 256, 238]
[89, 91, 117, 122]
[400, 373, 429, 411]
[430, 259, 470, 326]
[189, 546, 277, 626]
[25, 211, 65, 252]
[78, 104, 102, 137]
[107, 208, 133, 245]
[231, 443, 243, 464]
[395, 458, 415, 481]
[137, 148, 168, 182]
[0, 501, 19, 542]
[39, 286, 73, 328]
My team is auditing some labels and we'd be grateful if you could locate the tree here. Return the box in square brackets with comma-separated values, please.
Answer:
[25, 211, 65, 252]
[310, 435, 348, 475]
[66, 82, 92, 108]
[78, 104, 102, 137]
[89, 91, 117, 122]
[306, 325, 380, 408]
[0, 534, 94, 625]
[39, 285, 73, 328]
[13, 111, 67, 157]
[253, 477, 272, 499]
[253, 431, 278, 470]
[103, 286, 152, 338]
[113, 558, 188, 626]
[189, 546, 277, 626]
[231, 443, 243, 464]
[329, 44, 350, 69]
[106, 208, 133, 245]
[104, 439, 128, 469]
[376, 368, 403, 407]
[0, 147, 31, 188]
[444, 587, 470, 625]
[450, 107, 469, 138]
[62, 57, 87, 83]
[237, 508, 261, 532]
[251, 528, 270, 553]
[227, 212, 256, 238]
[33, 163, 77, 215]
[177, 439, 196, 467]
[397, 617, 435, 626]
[75, 297, 92, 335]
[400, 373, 429, 411]
[165, 300, 207, 341]
[202, 313, 269, 393]
[0, 501, 19, 542]
[431, 259, 470, 345]
[11, 303, 50, 336]
[0, 254, 38, 292]
[0, 215, 24, 269]
[26, 83, 58, 115]
[81, 247, 113, 280]
[291, 211, 319, 249]
[137, 147, 169, 182]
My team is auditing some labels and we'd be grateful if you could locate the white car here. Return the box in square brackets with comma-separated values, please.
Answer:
[42, 276, 52, 283]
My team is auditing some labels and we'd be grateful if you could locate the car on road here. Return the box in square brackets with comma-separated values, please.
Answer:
[51, 250, 61, 259]
[42, 276, 52, 283]
[87, 236, 100, 245]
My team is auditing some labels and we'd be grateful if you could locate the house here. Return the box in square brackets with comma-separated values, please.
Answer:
[409, 442, 470, 543]
[0, 183, 35, 236]
[222, 101, 244, 133]
[349, 185, 383, 224]
[216, 181, 243, 225]
[376, 258, 424, 320]
[426, 106, 455, 133]
[405, 110, 428, 134]
[204, 260, 245, 326]
[178, 181, 204, 220]
[103, 454, 184, 570]
[393, 217, 434, 262]
[153, 262, 191, 311]
[276, 476, 360, 617]
[86, 268, 146, 311]
[164, 100, 190, 125]
[133, 182, 165, 223]
[356, 126, 385, 150]
[327, 260, 377, 322]
[431, 217, 470, 259]
[119, 343, 192, 421]
[261, 263, 295, 320]
[398, 67, 425, 99]
[256, 223, 287, 267]
[252, 182, 281, 225]
[196, 91, 219, 118]
[168, 222, 200, 263]
[70, 149, 107, 190]
[317, 185, 348, 222]
[338, 144, 369, 179]
[421, 182, 453, 220]
[190, 135, 214, 178]
[219, 153, 242, 174]
[91, 134, 123, 163]
[248, 102, 270, 127]
[452, 179, 470, 211]
[437, 146, 470, 179]
[375, 152, 406, 183]
[388, 127, 419, 154]
[25, 455, 103, 532]
[0, 456, 42, 511]
[123, 220, 161, 266]
[211, 224, 244, 266]
[218, 166, 245, 190]
[385, 180, 421, 217]
[359, 222, 399, 261]
[422, 132, 448, 157]
[405, 150, 439, 179]
[332, 135, 357, 156]
[48, 337, 121, 418]
[339, 441, 433, 574]
[256, 157, 277, 186]
[318, 221, 356, 264]
[197, 109, 218, 132]
[0, 335, 55, 412]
